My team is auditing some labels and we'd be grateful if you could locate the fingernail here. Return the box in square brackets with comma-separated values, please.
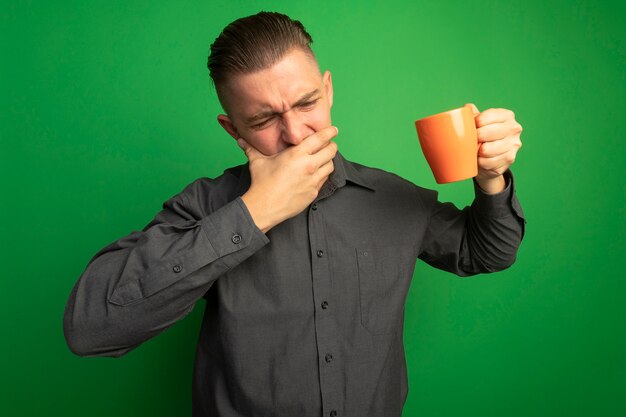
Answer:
[334, 126, 339, 135]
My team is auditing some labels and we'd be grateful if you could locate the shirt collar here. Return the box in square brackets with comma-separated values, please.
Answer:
[330, 151, 376, 191]
[235, 150, 376, 197]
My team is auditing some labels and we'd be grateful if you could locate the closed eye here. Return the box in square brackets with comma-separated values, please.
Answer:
[252, 117, 274, 129]
[250, 98, 320, 129]
[298, 99, 319, 110]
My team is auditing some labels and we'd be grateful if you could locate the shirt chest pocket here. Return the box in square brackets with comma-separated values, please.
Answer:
[355, 246, 411, 336]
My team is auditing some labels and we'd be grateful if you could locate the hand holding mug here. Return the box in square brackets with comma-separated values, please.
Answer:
[465, 103, 523, 187]
[415, 103, 523, 193]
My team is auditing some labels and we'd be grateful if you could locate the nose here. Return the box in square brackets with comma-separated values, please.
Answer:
[280, 110, 312, 146]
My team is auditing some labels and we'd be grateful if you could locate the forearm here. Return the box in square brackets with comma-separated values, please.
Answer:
[419, 170, 526, 276]
[63, 196, 269, 357]
[465, 170, 526, 271]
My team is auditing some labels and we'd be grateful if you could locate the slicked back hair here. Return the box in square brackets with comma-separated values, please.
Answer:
[207, 11, 318, 109]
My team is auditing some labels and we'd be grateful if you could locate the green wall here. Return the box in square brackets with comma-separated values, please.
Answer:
[2, 0, 624, 415]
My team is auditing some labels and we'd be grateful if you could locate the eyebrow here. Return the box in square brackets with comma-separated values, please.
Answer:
[246, 89, 321, 124]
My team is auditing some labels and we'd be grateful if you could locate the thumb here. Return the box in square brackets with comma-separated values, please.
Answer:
[465, 103, 480, 117]
[237, 138, 261, 161]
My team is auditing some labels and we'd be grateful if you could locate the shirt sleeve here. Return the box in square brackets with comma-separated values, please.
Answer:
[63, 189, 269, 358]
[417, 169, 526, 276]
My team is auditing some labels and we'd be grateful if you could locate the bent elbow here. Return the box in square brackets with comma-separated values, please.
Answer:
[480, 250, 519, 274]
[63, 328, 96, 357]
[63, 311, 133, 358]
[63, 326, 132, 358]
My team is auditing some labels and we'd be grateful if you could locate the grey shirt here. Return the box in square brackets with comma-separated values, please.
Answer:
[63, 151, 525, 417]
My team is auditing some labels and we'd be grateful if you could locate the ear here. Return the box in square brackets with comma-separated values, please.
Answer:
[323, 70, 334, 108]
[217, 114, 240, 140]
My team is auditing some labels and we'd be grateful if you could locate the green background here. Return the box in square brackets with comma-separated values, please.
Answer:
[2, 0, 624, 416]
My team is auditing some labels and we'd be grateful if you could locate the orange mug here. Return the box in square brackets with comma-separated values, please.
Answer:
[415, 105, 478, 184]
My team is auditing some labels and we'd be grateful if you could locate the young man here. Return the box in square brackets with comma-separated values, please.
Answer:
[64, 11, 525, 417]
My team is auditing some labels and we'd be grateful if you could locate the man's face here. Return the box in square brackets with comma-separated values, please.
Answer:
[216, 48, 334, 156]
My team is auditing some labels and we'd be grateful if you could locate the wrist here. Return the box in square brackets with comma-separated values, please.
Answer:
[475, 174, 506, 195]
[241, 191, 276, 233]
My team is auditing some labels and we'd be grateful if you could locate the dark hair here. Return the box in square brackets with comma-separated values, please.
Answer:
[207, 11, 316, 88]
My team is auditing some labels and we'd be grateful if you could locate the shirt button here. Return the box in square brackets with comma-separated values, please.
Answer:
[321, 301, 329, 309]
[231, 233, 242, 244]
[330, 410, 337, 417]
[173, 264, 183, 273]
[317, 250, 324, 258]
[325, 353, 333, 363]
[311, 203, 318, 211]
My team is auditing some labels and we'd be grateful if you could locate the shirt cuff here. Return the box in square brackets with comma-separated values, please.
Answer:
[200, 196, 270, 269]
[471, 170, 521, 218]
